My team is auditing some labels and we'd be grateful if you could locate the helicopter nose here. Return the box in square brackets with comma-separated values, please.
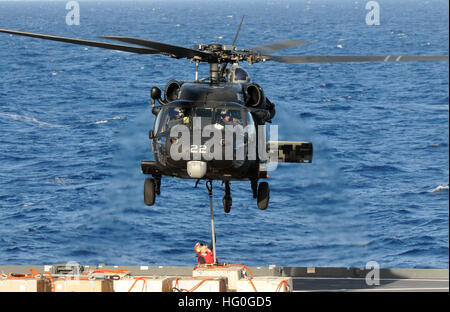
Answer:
[187, 161, 207, 179]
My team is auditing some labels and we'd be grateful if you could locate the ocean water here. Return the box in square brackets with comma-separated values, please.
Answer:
[0, 0, 448, 268]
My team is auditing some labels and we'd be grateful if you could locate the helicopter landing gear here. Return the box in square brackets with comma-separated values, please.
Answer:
[154, 175, 161, 195]
[251, 179, 258, 199]
[222, 181, 232, 213]
[144, 175, 161, 206]
[257, 181, 270, 210]
[144, 177, 156, 206]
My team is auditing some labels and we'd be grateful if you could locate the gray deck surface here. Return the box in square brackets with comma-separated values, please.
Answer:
[1, 265, 447, 292]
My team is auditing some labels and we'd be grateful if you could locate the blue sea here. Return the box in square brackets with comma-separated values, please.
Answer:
[0, 0, 448, 268]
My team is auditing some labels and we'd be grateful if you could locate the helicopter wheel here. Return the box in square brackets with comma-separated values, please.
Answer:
[257, 181, 270, 210]
[144, 178, 156, 206]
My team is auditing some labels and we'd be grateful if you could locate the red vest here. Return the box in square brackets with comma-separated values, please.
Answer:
[197, 248, 215, 264]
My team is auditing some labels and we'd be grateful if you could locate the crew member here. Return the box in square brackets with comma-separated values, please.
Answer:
[194, 242, 217, 265]
[217, 110, 233, 126]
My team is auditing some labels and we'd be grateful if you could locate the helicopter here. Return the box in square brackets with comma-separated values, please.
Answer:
[0, 19, 448, 214]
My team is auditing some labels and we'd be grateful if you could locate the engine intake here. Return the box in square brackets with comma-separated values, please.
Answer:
[245, 83, 265, 107]
[164, 80, 183, 103]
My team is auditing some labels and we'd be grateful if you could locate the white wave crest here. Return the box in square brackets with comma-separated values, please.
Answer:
[427, 185, 449, 193]
[0, 112, 64, 128]
[91, 116, 124, 125]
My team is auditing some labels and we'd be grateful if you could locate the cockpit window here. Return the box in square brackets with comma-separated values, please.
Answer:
[153, 109, 163, 134]
[159, 107, 190, 133]
[195, 108, 212, 118]
[234, 68, 249, 82]
[214, 108, 244, 126]
[194, 108, 213, 129]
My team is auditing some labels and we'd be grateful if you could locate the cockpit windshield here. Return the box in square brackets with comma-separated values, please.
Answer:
[214, 108, 244, 126]
[195, 108, 212, 118]
[159, 107, 190, 134]
[156, 105, 246, 135]
[194, 108, 213, 129]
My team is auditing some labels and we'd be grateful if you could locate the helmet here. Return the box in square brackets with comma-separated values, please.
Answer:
[194, 242, 204, 253]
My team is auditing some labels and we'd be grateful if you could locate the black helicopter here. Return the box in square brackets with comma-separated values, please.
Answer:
[1, 19, 448, 213]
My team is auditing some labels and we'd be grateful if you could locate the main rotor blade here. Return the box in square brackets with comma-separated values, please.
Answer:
[251, 40, 310, 54]
[232, 15, 245, 47]
[267, 55, 449, 63]
[102, 36, 216, 61]
[0, 28, 159, 54]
